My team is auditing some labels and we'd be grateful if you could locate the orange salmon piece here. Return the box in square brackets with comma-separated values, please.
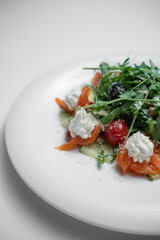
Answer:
[56, 125, 101, 151]
[116, 144, 160, 175]
[55, 86, 91, 113]
[92, 72, 102, 87]
[76, 86, 90, 107]
[78, 125, 101, 145]
[55, 98, 73, 113]
[56, 136, 81, 151]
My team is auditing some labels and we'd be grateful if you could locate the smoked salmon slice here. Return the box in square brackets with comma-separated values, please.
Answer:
[55, 86, 91, 113]
[55, 98, 72, 113]
[92, 72, 102, 87]
[78, 125, 101, 145]
[56, 125, 101, 151]
[56, 136, 81, 151]
[76, 86, 90, 107]
[116, 144, 160, 175]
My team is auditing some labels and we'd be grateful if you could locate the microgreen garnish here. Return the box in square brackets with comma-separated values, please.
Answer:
[97, 140, 118, 164]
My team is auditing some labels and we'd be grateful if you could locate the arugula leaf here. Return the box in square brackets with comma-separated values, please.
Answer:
[146, 118, 156, 137]
[149, 59, 156, 69]
[120, 90, 137, 98]
[97, 75, 109, 98]
[153, 116, 160, 142]
[154, 71, 160, 79]
[83, 58, 160, 144]
[92, 101, 106, 111]
[99, 62, 110, 75]
[149, 84, 160, 93]
[123, 57, 130, 66]
[100, 108, 122, 125]
[100, 102, 131, 125]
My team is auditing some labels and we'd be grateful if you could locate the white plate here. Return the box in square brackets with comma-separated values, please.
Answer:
[5, 54, 160, 235]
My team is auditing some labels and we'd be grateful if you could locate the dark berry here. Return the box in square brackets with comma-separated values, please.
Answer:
[108, 83, 126, 100]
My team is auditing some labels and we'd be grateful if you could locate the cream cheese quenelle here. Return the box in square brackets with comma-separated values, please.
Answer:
[126, 131, 154, 163]
[69, 108, 99, 139]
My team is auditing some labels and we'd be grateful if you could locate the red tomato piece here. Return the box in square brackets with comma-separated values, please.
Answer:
[104, 120, 128, 146]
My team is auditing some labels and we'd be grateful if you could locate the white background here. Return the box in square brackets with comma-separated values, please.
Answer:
[1, 0, 160, 239]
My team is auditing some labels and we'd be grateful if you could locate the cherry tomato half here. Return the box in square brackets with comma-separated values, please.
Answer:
[104, 120, 128, 147]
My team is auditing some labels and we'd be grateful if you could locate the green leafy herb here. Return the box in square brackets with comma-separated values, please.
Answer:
[76, 97, 160, 112]
[100, 102, 131, 125]
[152, 116, 160, 142]
[82, 58, 160, 144]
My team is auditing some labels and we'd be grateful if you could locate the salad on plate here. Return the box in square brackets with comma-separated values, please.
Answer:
[55, 58, 160, 181]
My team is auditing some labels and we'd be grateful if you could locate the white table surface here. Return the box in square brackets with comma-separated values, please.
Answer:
[1, 0, 160, 239]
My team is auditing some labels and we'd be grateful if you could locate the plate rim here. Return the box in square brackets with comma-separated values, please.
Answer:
[5, 53, 160, 235]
